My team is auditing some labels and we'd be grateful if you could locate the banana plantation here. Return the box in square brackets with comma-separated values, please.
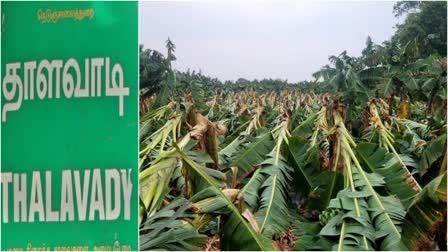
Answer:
[139, 2, 447, 251]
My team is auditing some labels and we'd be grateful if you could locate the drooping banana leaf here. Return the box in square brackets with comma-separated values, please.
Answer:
[140, 137, 227, 220]
[285, 137, 317, 192]
[183, 148, 227, 196]
[176, 144, 274, 251]
[308, 171, 344, 211]
[255, 156, 293, 238]
[286, 136, 343, 210]
[351, 163, 408, 250]
[219, 130, 262, 170]
[242, 169, 266, 212]
[290, 107, 311, 130]
[231, 131, 275, 178]
[222, 119, 251, 145]
[418, 133, 447, 176]
[320, 167, 408, 251]
[396, 118, 432, 141]
[221, 208, 274, 251]
[291, 112, 318, 138]
[397, 73, 419, 91]
[140, 149, 180, 221]
[220, 134, 246, 164]
[356, 142, 418, 208]
[320, 188, 375, 251]
[139, 114, 182, 169]
[292, 216, 332, 251]
[402, 172, 447, 250]
[139, 197, 207, 251]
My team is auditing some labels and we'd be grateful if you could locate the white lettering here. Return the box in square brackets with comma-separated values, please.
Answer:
[1, 57, 129, 122]
[62, 58, 80, 98]
[45, 170, 59, 221]
[60, 170, 74, 221]
[74, 169, 90, 221]
[24, 61, 37, 100]
[2, 63, 23, 122]
[1, 172, 12, 223]
[121, 169, 132, 220]
[1, 168, 133, 223]
[13, 173, 27, 223]
[89, 169, 105, 220]
[105, 169, 120, 220]
[29, 171, 44, 222]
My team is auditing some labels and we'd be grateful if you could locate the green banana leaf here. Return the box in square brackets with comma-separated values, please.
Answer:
[255, 156, 293, 238]
[140, 197, 207, 250]
[356, 142, 418, 208]
[418, 133, 447, 176]
[177, 144, 275, 251]
[402, 172, 447, 250]
[231, 131, 275, 177]
[286, 136, 344, 210]
[291, 112, 318, 138]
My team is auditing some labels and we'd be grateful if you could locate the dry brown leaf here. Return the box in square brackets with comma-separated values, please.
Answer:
[241, 209, 260, 232]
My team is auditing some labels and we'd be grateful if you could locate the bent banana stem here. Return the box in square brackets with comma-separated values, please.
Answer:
[337, 221, 346, 252]
[332, 138, 341, 172]
[343, 144, 369, 250]
[342, 137, 403, 239]
[382, 132, 422, 191]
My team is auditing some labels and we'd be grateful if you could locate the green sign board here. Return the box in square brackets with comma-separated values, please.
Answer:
[1, 2, 138, 250]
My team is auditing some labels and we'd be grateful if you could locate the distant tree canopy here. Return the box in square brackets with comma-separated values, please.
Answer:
[140, 1, 446, 117]
[140, 38, 178, 94]
[392, 1, 447, 57]
[139, 46, 168, 94]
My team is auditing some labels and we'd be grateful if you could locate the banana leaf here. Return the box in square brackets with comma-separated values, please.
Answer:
[177, 144, 275, 251]
[320, 167, 408, 251]
[402, 172, 447, 250]
[292, 216, 332, 251]
[418, 133, 447, 176]
[231, 131, 275, 178]
[255, 156, 293, 238]
[356, 142, 418, 208]
[286, 136, 344, 210]
[140, 197, 207, 250]
[291, 112, 318, 138]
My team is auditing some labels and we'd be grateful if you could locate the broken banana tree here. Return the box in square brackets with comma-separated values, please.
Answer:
[139, 112, 183, 169]
[240, 113, 293, 239]
[139, 133, 191, 223]
[365, 98, 421, 193]
[140, 107, 227, 223]
[319, 104, 408, 251]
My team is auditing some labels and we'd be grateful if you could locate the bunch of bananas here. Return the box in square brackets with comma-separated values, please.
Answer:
[318, 208, 339, 226]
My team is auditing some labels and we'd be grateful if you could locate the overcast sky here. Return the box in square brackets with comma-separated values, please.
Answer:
[140, 1, 403, 82]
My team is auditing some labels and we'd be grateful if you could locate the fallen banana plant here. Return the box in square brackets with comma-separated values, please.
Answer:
[139, 134, 191, 223]
[177, 145, 275, 251]
[139, 83, 447, 250]
[139, 112, 183, 169]
[364, 99, 422, 193]
[318, 105, 408, 250]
